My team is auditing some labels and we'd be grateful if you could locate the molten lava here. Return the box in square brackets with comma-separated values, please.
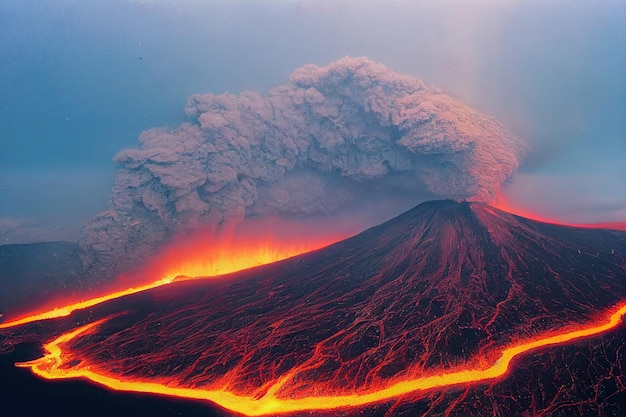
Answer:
[0, 222, 345, 329]
[2, 201, 626, 416]
[14, 304, 626, 416]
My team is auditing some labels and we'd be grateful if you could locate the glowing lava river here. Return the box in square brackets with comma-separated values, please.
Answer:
[11, 304, 626, 416]
[2, 201, 626, 416]
[0, 226, 342, 329]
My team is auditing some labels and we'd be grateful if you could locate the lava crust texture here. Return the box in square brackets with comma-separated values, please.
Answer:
[2, 201, 626, 416]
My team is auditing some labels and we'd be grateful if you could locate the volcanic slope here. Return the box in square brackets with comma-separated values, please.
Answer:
[4, 200, 626, 415]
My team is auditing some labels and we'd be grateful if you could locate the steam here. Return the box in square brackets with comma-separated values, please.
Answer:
[81, 57, 525, 274]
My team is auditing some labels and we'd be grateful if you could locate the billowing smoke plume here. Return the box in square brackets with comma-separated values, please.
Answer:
[81, 57, 525, 275]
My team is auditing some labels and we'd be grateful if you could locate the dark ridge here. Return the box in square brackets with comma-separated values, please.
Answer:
[0, 241, 87, 313]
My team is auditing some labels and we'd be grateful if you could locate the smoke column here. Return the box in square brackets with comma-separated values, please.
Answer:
[80, 57, 525, 275]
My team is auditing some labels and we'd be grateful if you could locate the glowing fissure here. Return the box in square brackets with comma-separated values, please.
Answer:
[16, 303, 626, 416]
[494, 195, 626, 231]
[0, 279, 166, 328]
[0, 235, 340, 329]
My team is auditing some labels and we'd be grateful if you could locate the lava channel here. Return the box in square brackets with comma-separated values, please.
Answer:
[0, 230, 344, 329]
[3, 201, 626, 416]
[14, 303, 626, 416]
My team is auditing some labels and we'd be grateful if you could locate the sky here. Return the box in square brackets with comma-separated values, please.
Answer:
[1, 0, 625, 243]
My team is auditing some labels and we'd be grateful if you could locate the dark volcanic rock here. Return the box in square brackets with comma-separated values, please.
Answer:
[0, 242, 87, 313]
[2, 200, 626, 416]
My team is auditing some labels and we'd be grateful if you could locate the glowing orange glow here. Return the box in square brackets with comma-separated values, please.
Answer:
[15, 303, 626, 416]
[0, 220, 347, 329]
[0, 279, 175, 329]
[587, 221, 626, 232]
[494, 194, 626, 231]
[152, 222, 344, 282]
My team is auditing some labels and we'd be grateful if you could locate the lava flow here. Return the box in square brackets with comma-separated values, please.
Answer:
[2, 201, 626, 416]
[14, 303, 626, 416]
[0, 223, 345, 329]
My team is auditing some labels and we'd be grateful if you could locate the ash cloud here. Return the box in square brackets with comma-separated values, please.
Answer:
[81, 57, 525, 274]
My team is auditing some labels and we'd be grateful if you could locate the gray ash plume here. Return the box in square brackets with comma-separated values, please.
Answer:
[80, 57, 525, 276]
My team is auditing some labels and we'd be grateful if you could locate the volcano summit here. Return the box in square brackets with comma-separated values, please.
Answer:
[2, 201, 626, 416]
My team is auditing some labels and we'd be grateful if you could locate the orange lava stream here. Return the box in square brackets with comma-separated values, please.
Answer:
[0, 235, 340, 329]
[494, 195, 626, 231]
[15, 303, 626, 416]
[0, 275, 197, 329]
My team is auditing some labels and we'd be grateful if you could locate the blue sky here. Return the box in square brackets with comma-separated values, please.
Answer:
[1, 0, 624, 242]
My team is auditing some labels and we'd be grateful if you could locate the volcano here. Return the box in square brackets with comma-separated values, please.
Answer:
[2, 200, 626, 416]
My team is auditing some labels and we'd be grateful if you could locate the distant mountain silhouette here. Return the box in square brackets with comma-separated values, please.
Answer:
[0, 242, 85, 312]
